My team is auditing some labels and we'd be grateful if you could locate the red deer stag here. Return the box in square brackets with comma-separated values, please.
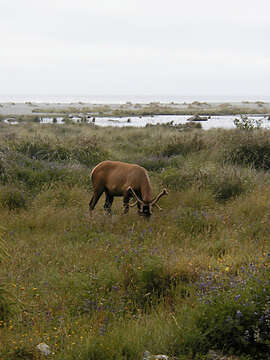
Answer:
[89, 160, 168, 217]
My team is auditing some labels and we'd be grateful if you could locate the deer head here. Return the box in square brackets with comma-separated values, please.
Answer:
[128, 187, 168, 217]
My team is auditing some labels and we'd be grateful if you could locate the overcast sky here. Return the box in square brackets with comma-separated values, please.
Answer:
[1, 0, 270, 99]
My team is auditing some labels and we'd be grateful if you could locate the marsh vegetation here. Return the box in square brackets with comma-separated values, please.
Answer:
[2, 122, 270, 359]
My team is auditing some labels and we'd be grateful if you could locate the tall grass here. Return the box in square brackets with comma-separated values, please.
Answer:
[0, 226, 14, 322]
[1, 123, 270, 359]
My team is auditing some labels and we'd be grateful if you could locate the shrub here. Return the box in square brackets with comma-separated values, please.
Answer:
[73, 137, 109, 167]
[120, 257, 177, 308]
[160, 167, 198, 190]
[0, 186, 27, 210]
[4, 135, 109, 167]
[134, 156, 170, 171]
[161, 164, 255, 202]
[234, 116, 263, 131]
[0, 150, 91, 191]
[161, 133, 205, 157]
[32, 184, 89, 208]
[223, 131, 270, 170]
[208, 166, 252, 202]
[192, 267, 270, 358]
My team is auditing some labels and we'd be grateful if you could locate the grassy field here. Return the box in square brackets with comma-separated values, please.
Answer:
[1, 122, 270, 359]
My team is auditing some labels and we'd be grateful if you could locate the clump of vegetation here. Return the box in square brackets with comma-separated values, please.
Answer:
[0, 186, 27, 210]
[191, 264, 270, 358]
[222, 130, 270, 170]
[161, 162, 255, 201]
[4, 135, 108, 166]
[146, 121, 202, 131]
[234, 115, 263, 131]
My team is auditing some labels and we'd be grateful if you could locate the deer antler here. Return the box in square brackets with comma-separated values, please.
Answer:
[151, 188, 168, 206]
[127, 187, 143, 205]
[153, 203, 163, 211]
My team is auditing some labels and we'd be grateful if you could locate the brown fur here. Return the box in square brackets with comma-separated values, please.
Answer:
[89, 160, 167, 216]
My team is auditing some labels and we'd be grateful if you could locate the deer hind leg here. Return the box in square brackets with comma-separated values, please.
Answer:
[89, 189, 104, 213]
[104, 192, 114, 215]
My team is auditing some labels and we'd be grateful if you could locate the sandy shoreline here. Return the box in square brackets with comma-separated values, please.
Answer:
[1, 101, 270, 117]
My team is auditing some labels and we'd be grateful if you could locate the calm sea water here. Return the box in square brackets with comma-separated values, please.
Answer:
[1, 94, 270, 104]
[40, 114, 270, 130]
[3, 94, 270, 129]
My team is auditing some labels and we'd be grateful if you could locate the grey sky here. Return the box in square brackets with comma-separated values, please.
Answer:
[1, 0, 269, 97]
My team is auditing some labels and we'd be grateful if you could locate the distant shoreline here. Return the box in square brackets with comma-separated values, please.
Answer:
[1, 101, 270, 118]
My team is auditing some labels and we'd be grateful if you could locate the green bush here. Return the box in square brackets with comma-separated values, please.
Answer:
[4, 135, 109, 167]
[161, 133, 205, 157]
[125, 257, 176, 306]
[160, 167, 198, 190]
[234, 116, 263, 131]
[73, 138, 109, 167]
[223, 131, 270, 170]
[161, 164, 254, 201]
[134, 156, 170, 171]
[0, 186, 27, 210]
[228, 143, 270, 169]
[192, 267, 270, 358]
[0, 151, 91, 191]
[209, 166, 252, 202]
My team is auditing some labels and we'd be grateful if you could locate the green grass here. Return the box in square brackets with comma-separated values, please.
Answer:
[1, 123, 270, 359]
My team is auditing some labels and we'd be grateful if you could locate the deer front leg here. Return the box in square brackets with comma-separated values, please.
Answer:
[123, 193, 132, 214]
[104, 193, 114, 215]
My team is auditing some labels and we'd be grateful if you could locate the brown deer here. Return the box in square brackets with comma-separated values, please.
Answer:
[89, 160, 168, 217]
